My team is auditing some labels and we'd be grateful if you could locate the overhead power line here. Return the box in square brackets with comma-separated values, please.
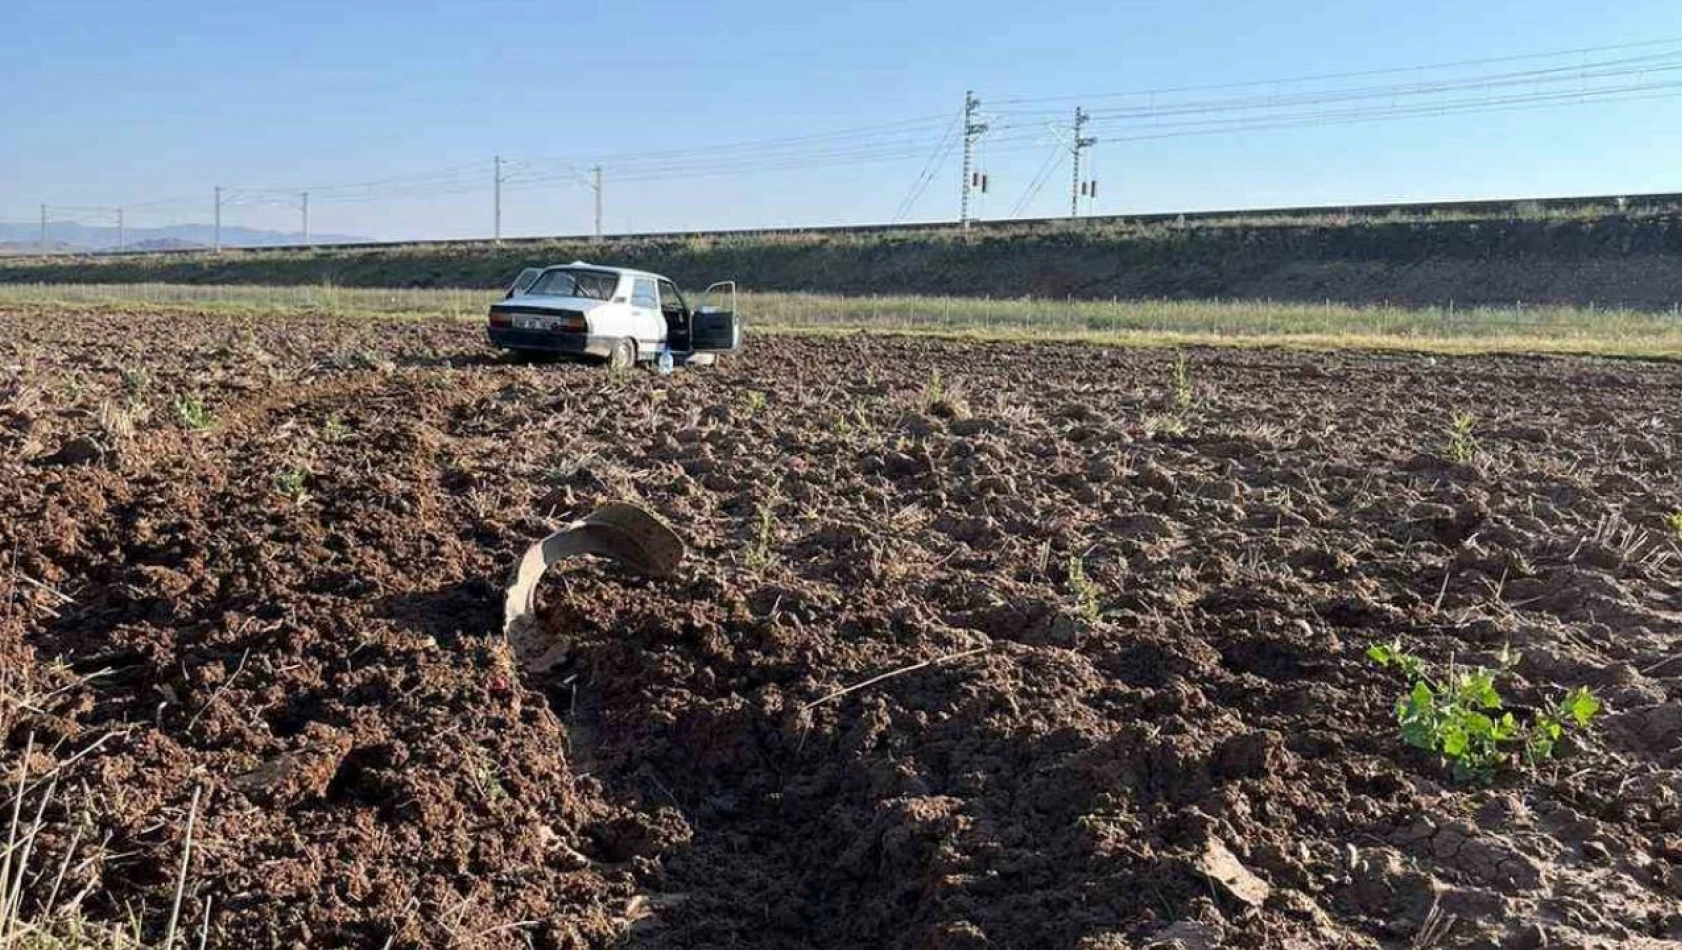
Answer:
[989, 35, 1682, 106]
[33, 36, 1682, 240]
[1009, 147, 1065, 218]
[1090, 76, 1682, 143]
[893, 112, 964, 223]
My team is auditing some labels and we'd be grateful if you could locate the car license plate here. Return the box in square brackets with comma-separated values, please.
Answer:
[514, 315, 552, 330]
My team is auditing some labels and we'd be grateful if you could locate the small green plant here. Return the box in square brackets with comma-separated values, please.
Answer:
[323, 413, 352, 443]
[1665, 510, 1682, 538]
[851, 405, 872, 434]
[923, 368, 945, 407]
[469, 751, 509, 804]
[273, 468, 310, 505]
[743, 389, 768, 416]
[1170, 351, 1193, 409]
[174, 393, 213, 431]
[1368, 640, 1600, 780]
[746, 476, 781, 572]
[119, 367, 151, 396]
[1444, 411, 1479, 465]
[1066, 553, 1101, 622]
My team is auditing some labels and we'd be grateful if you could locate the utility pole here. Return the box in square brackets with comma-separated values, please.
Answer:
[116, 208, 124, 252]
[960, 90, 988, 228]
[301, 192, 310, 244]
[38, 204, 46, 250]
[494, 156, 503, 244]
[214, 186, 222, 252]
[592, 165, 603, 241]
[1070, 107, 1096, 218]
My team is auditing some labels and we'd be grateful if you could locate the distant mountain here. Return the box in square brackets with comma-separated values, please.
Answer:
[125, 237, 209, 252]
[0, 221, 371, 251]
[0, 240, 84, 256]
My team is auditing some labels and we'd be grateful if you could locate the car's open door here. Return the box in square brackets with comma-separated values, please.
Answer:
[505, 267, 542, 299]
[690, 281, 741, 352]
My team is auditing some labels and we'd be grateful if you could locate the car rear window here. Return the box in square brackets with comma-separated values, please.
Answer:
[529, 268, 619, 300]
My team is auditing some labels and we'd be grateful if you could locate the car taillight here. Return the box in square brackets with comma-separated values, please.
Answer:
[489, 311, 511, 327]
[555, 315, 585, 331]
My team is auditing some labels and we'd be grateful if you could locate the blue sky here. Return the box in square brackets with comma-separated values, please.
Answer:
[4, 0, 1681, 241]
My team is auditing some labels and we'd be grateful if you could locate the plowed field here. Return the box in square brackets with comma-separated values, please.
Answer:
[2, 309, 1680, 949]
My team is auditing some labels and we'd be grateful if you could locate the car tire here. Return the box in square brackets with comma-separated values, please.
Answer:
[608, 338, 637, 372]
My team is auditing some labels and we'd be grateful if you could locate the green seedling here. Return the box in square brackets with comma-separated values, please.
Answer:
[1368, 640, 1599, 781]
[1066, 553, 1101, 622]
[1171, 351, 1194, 409]
[119, 367, 152, 396]
[746, 475, 782, 572]
[743, 389, 768, 416]
[1445, 411, 1479, 465]
[1665, 510, 1682, 538]
[923, 368, 945, 407]
[174, 394, 213, 431]
[469, 750, 509, 804]
[273, 468, 310, 505]
[324, 413, 352, 443]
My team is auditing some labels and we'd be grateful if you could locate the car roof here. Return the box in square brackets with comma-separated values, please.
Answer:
[541, 261, 669, 282]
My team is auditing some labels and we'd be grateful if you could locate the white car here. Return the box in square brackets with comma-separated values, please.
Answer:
[486, 262, 742, 369]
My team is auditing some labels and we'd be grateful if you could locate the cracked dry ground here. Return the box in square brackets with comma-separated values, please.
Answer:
[1, 309, 1681, 949]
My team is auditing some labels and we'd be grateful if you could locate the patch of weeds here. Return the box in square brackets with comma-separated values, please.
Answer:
[743, 389, 768, 416]
[1444, 411, 1480, 466]
[546, 452, 601, 484]
[323, 414, 352, 443]
[174, 393, 213, 431]
[96, 399, 138, 442]
[119, 367, 152, 396]
[273, 468, 311, 505]
[923, 369, 968, 419]
[1141, 413, 1187, 438]
[746, 475, 782, 572]
[1066, 553, 1101, 622]
[1368, 640, 1600, 781]
[0, 767, 191, 949]
[851, 405, 873, 434]
[1665, 510, 1682, 539]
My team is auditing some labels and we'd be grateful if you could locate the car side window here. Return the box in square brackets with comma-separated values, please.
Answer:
[658, 280, 685, 316]
[632, 278, 657, 308]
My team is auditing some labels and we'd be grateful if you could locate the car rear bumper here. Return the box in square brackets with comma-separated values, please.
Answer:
[487, 327, 613, 358]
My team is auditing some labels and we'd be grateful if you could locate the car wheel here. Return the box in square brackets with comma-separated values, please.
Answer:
[608, 338, 637, 372]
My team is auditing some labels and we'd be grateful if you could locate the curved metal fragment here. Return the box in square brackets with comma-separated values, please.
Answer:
[502, 503, 684, 672]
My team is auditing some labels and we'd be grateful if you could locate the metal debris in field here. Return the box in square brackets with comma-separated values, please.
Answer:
[502, 503, 684, 672]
